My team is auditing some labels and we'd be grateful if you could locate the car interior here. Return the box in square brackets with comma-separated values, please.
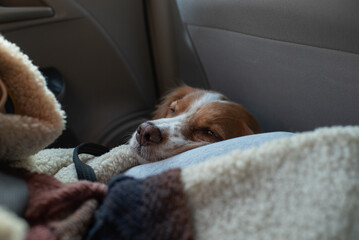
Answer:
[1, 0, 358, 239]
[1, 0, 358, 148]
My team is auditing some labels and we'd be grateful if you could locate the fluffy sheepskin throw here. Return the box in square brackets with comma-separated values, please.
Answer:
[0, 36, 65, 160]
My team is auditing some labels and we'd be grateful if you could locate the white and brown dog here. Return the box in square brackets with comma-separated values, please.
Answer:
[129, 86, 261, 163]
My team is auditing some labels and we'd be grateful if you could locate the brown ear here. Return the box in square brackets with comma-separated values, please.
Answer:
[152, 85, 195, 119]
[226, 102, 261, 136]
[240, 122, 255, 135]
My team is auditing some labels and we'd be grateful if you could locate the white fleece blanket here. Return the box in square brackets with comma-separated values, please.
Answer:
[183, 126, 359, 240]
[9, 145, 140, 184]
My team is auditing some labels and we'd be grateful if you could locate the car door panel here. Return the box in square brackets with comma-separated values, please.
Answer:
[1, 0, 156, 147]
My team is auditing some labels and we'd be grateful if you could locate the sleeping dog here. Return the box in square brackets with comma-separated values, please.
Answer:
[129, 85, 261, 163]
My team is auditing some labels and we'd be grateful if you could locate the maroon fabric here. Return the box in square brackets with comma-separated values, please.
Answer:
[24, 173, 107, 240]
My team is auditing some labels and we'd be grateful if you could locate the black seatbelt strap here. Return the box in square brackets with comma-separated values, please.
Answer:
[73, 143, 110, 182]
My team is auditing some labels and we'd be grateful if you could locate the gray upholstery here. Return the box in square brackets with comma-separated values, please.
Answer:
[187, 25, 359, 132]
[177, 0, 359, 54]
[160, 0, 359, 132]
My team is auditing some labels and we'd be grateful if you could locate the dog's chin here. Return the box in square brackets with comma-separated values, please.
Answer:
[134, 146, 168, 163]
[129, 141, 166, 164]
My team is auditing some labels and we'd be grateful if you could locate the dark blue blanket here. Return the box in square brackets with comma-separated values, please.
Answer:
[87, 169, 193, 240]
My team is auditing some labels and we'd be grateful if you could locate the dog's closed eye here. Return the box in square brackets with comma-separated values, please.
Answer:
[206, 129, 220, 139]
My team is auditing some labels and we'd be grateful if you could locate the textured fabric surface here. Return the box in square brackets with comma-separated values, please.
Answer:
[50, 199, 99, 240]
[126, 132, 293, 178]
[55, 145, 141, 184]
[0, 34, 65, 160]
[24, 173, 107, 240]
[12, 148, 76, 176]
[11, 145, 141, 184]
[88, 169, 192, 240]
[182, 126, 359, 240]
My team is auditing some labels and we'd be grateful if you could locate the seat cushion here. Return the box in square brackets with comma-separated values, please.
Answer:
[125, 132, 293, 178]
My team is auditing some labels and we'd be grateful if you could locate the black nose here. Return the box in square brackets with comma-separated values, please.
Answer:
[136, 122, 162, 146]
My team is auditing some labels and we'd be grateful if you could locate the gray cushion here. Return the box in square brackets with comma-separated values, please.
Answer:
[125, 132, 293, 178]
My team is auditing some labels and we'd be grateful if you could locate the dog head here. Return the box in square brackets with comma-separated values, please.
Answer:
[129, 86, 261, 163]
